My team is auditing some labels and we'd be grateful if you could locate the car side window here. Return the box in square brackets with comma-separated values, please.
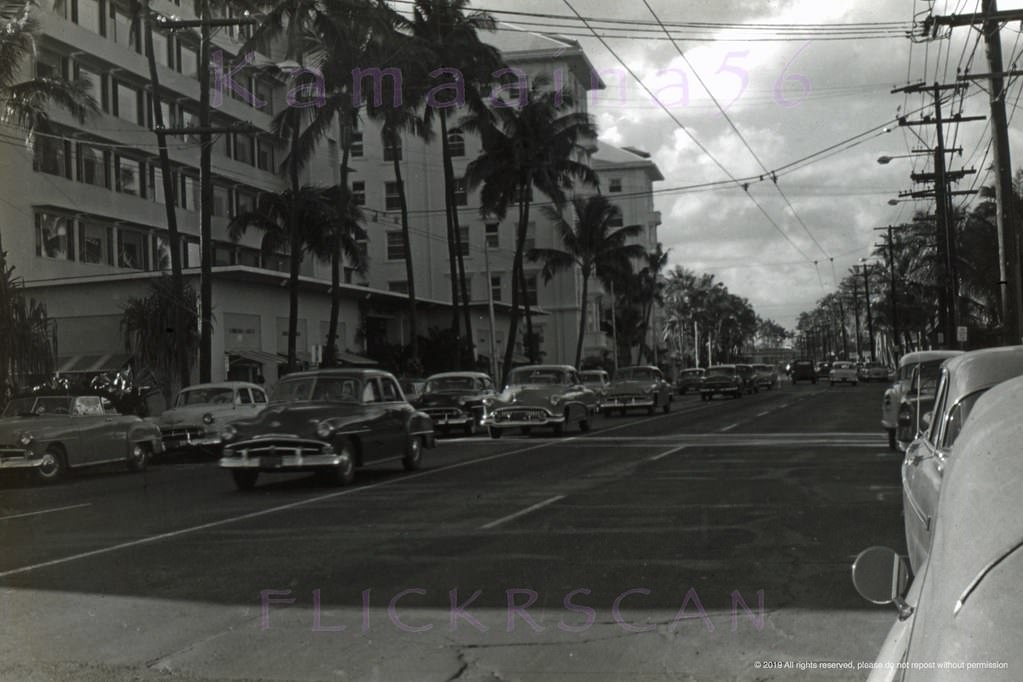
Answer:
[569, 371, 580, 385]
[362, 379, 382, 404]
[253, 389, 267, 404]
[380, 377, 401, 402]
[73, 396, 104, 416]
[238, 389, 253, 404]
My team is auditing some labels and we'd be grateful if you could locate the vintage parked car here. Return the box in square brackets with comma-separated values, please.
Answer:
[852, 374, 1023, 681]
[579, 369, 611, 408]
[790, 360, 817, 384]
[734, 363, 759, 394]
[901, 345, 1023, 572]
[412, 371, 496, 436]
[0, 392, 164, 483]
[882, 350, 962, 450]
[219, 369, 436, 490]
[828, 361, 859, 386]
[602, 365, 673, 416]
[155, 381, 268, 452]
[398, 377, 426, 403]
[699, 365, 743, 400]
[750, 363, 778, 390]
[481, 365, 598, 438]
[675, 368, 705, 395]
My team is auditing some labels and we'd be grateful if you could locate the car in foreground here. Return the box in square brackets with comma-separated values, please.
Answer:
[852, 374, 1023, 681]
[699, 365, 743, 400]
[219, 369, 435, 490]
[882, 350, 962, 450]
[602, 365, 673, 415]
[412, 371, 496, 436]
[750, 363, 778, 391]
[789, 360, 817, 384]
[0, 392, 163, 483]
[154, 381, 268, 453]
[901, 345, 1023, 572]
[828, 361, 858, 386]
[481, 365, 597, 438]
[579, 369, 611, 408]
[675, 368, 705, 395]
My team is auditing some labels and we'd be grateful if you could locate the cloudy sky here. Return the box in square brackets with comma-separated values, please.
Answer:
[477, 0, 1023, 329]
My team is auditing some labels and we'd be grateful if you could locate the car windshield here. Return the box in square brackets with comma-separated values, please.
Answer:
[911, 361, 945, 393]
[580, 373, 605, 383]
[508, 368, 568, 385]
[706, 367, 734, 377]
[270, 377, 360, 403]
[682, 369, 703, 376]
[2, 396, 72, 417]
[616, 368, 657, 381]
[175, 387, 235, 407]
[425, 377, 477, 392]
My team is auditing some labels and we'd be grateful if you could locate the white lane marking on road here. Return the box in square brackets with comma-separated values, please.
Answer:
[0, 503, 92, 521]
[480, 495, 566, 529]
[649, 445, 687, 461]
[719, 423, 740, 432]
[0, 439, 571, 579]
[756, 411, 771, 417]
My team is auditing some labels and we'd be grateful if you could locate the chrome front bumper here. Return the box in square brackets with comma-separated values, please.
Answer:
[603, 396, 655, 408]
[220, 437, 340, 470]
[0, 450, 43, 469]
[481, 410, 564, 429]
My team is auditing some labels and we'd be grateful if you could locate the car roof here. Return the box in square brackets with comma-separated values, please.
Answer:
[682, 368, 704, 373]
[179, 381, 263, 391]
[510, 364, 576, 372]
[617, 365, 659, 370]
[424, 372, 491, 380]
[278, 368, 391, 380]
[897, 350, 963, 368]
[940, 345, 1023, 401]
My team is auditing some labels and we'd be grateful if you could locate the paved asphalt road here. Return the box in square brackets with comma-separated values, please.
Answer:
[0, 382, 907, 681]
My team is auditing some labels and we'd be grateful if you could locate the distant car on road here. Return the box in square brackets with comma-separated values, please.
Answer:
[751, 363, 779, 391]
[481, 365, 597, 438]
[828, 361, 858, 386]
[675, 368, 705, 395]
[412, 371, 496, 436]
[862, 361, 890, 382]
[219, 369, 436, 490]
[699, 365, 743, 401]
[155, 381, 268, 453]
[602, 365, 673, 415]
[789, 360, 817, 384]
[0, 392, 163, 483]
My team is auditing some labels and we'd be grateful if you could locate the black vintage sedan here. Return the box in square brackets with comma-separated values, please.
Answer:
[412, 371, 496, 436]
[219, 369, 436, 490]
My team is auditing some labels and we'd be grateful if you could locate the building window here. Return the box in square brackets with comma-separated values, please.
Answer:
[383, 137, 402, 161]
[35, 213, 75, 260]
[78, 143, 109, 188]
[385, 181, 401, 211]
[148, 96, 173, 129]
[213, 184, 231, 217]
[181, 175, 199, 211]
[485, 222, 499, 249]
[256, 138, 274, 171]
[179, 107, 199, 143]
[34, 137, 71, 178]
[150, 30, 170, 67]
[114, 81, 142, 125]
[118, 228, 148, 269]
[177, 42, 198, 77]
[458, 225, 469, 256]
[388, 281, 408, 294]
[453, 177, 467, 206]
[491, 274, 502, 302]
[79, 222, 112, 265]
[525, 272, 538, 306]
[75, 65, 106, 111]
[235, 188, 256, 217]
[148, 165, 174, 205]
[254, 79, 273, 113]
[386, 231, 405, 260]
[116, 156, 142, 196]
[36, 50, 67, 80]
[351, 180, 365, 206]
[111, 5, 138, 50]
[233, 133, 254, 165]
[524, 221, 536, 252]
[238, 246, 260, 267]
[447, 131, 465, 157]
[214, 243, 235, 266]
[350, 131, 363, 157]
[608, 177, 622, 193]
[73, 0, 103, 34]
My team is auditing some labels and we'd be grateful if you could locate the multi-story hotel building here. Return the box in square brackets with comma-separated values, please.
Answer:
[0, 0, 662, 389]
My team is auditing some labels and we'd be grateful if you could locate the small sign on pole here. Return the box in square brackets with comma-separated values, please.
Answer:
[957, 326, 968, 343]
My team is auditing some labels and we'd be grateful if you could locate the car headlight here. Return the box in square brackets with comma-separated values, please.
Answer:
[202, 412, 215, 425]
[550, 395, 562, 406]
[316, 421, 333, 439]
[18, 432, 34, 447]
[221, 424, 237, 442]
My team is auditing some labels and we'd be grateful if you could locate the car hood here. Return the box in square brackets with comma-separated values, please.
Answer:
[157, 404, 245, 425]
[607, 380, 658, 394]
[0, 414, 72, 436]
[416, 392, 483, 407]
[232, 402, 363, 437]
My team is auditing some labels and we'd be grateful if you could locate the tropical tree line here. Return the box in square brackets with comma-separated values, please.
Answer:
[0, 251, 55, 401]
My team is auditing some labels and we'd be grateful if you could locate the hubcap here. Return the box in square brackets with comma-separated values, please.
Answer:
[39, 453, 58, 477]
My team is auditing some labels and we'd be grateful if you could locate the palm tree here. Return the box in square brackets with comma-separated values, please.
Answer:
[634, 243, 668, 363]
[528, 195, 645, 368]
[411, 0, 504, 363]
[463, 78, 598, 382]
[0, 250, 53, 399]
[227, 186, 339, 370]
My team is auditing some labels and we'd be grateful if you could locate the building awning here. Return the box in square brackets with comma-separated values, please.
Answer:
[336, 351, 378, 367]
[57, 353, 132, 374]
[228, 350, 285, 366]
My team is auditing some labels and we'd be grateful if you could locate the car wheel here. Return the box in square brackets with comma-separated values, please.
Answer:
[319, 438, 356, 485]
[489, 426, 502, 439]
[126, 442, 151, 473]
[231, 470, 259, 491]
[35, 445, 66, 484]
[403, 436, 423, 472]
[887, 429, 897, 451]
[463, 419, 477, 437]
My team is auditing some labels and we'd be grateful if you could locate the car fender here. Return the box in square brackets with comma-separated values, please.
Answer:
[407, 410, 436, 446]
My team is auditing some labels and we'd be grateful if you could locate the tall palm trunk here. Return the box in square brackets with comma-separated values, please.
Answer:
[392, 144, 419, 362]
[438, 111, 461, 345]
[574, 267, 591, 369]
[325, 114, 353, 368]
[286, 116, 302, 372]
[143, 0, 188, 390]
[520, 191, 536, 364]
[501, 189, 528, 385]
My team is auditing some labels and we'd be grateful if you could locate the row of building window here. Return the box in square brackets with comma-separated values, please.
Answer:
[386, 273, 537, 306]
[382, 222, 534, 261]
[346, 131, 468, 161]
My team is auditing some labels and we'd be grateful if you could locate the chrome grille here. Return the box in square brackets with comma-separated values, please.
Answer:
[492, 407, 550, 422]
[161, 426, 206, 439]
[423, 407, 464, 419]
[227, 438, 326, 457]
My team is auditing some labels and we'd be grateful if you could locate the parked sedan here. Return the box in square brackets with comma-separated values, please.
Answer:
[155, 381, 268, 452]
[412, 371, 496, 436]
[852, 374, 1023, 681]
[901, 345, 1023, 572]
[882, 350, 962, 450]
[828, 361, 858, 386]
[219, 369, 435, 490]
[0, 392, 163, 483]
[602, 365, 673, 415]
[579, 369, 611, 409]
[481, 365, 597, 438]
[699, 365, 743, 400]
[675, 368, 705, 395]
[734, 363, 759, 394]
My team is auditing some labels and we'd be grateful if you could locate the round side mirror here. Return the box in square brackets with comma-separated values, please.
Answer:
[852, 546, 908, 605]
[920, 411, 933, 431]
